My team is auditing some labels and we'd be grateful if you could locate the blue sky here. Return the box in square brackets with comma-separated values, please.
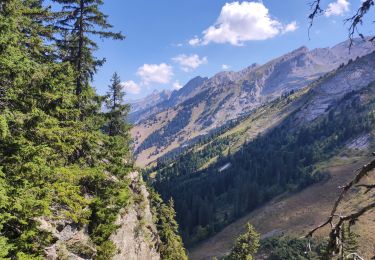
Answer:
[92, 0, 374, 99]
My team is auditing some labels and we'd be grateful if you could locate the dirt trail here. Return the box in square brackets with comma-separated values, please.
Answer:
[188, 158, 375, 259]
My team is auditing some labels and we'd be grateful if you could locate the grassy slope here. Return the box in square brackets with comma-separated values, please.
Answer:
[188, 153, 375, 259]
[185, 73, 375, 258]
[133, 85, 309, 169]
[146, 88, 310, 177]
[142, 56, 375, 258]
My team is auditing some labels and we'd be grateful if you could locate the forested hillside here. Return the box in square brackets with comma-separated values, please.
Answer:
[133, 39, 375, 167]
[0, 1, 186, 259]
[146, 52, 375, 246]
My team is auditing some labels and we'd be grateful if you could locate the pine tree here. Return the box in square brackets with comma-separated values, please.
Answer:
[0, 1, 130, 257]
[105, 72, 130, 137]
[52, 0, 125, 99]
[149, 190, 188, 260]
[227, 223, 260, 260]
[0, 1, 188, 258]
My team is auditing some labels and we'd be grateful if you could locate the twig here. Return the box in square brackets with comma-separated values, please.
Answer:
[306, 154, 375, 257]
[356, 184, 375, 194]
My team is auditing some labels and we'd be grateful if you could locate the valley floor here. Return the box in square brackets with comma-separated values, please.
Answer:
[188, 156, 375, 259]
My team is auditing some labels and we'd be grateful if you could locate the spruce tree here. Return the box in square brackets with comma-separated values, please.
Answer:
[150, 190, 188, 260]
[227, 223, 260, 260]
[0, 1, 130, 257]
[52, 0, 125, 99]
[0, 1, 188, 258]
[105, 72, 130, 137]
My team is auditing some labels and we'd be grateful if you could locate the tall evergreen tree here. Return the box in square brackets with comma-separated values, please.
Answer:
[227, 223, 260, 260]
[0, 1, 130, 257]
[150, 190, 188, 260]
[52, 0, 125, 109]
[105, 72, 129, 137]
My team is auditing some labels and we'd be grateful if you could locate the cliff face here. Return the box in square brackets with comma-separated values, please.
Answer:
[41, 171, 161, 260]
[110, 171, 160, 260]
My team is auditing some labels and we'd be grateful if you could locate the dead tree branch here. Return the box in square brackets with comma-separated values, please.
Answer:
[306, 155, 375, 258]
[308, 0, 323, 38]
[357, 183, 375, 193]
[309, 0, 375, 46]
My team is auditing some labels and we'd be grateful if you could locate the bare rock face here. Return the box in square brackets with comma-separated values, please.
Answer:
[297, 51, 375, 123]
[40, 171, 160, 260]
[37, 218, 96, 260]
[110, 171, 160, 260]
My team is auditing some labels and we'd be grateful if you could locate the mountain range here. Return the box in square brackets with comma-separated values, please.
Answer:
[146, 46, 375, 257]
[131, 38, 375, 167]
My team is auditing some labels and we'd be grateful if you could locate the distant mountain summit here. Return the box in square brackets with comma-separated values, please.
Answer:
[131, 38, 375, 166]
[129, 89, 171, 113]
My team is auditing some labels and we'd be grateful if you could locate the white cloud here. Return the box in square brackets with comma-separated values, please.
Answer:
[222, 64, 230, 70]
[136, 63, 173, 85]
[171, 42, 183, 47]
[325, 0, 350, 17]
[121, 80, 140, 94]
[194, 1, 297, 46]
[188, 36, 202, 46]
[283, 21, 298, 33]
[172, 81, 183, 90]
[172, 54, 208, 72]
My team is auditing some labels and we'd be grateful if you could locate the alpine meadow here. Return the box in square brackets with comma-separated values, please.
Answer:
[1, 1, 375, 260]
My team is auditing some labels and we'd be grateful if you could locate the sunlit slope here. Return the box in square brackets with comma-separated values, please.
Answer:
[148, 51, 375, 247]
[132, 40, 375, 167]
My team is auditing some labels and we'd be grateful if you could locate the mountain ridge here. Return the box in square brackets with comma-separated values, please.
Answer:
[147, 51, 375, 248]
[132, 38, 375, 167]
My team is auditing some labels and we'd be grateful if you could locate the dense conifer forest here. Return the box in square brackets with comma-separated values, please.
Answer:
[150, 84, 375, 245]
[0, 1, 186, 258]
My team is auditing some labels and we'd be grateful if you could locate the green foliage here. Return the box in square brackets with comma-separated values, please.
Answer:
[0, 115, 9, 140]
[105, 72, 131, 137]
[342, 223, 359, 258]
[260, 236, 326, 260]
[149, 189, 188, 260]
[0, 236, 13, 260]
[152, 84, 375, 245]
[227, 223, 260, 260]
[52, 0, 125, 100]
[0, 0, 187, 258]
[0, 0, 133, 258]
[96, 241, 117, 260]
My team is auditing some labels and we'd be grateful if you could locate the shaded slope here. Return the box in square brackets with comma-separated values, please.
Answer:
[189, 156, 375, 259]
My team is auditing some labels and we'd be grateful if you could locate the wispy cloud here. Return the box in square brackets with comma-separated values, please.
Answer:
[121, 80, 141, 94]
[283, 21, 298, 33]
[136, 63, 173, 85]
[172, 80, 183, 90]
[325, 0, 350, 17]
[172, 54, 208, 72]
[188, 36, 201, 46]
[222, 64, 230, 70]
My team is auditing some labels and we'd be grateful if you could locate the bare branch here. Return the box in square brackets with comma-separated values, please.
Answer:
[309, 0, 374, 47]
[345, 0, 374, 47]
[306, 154, 375, 257]
[308, 0, 323, 38]
[357, 183, 375, 193]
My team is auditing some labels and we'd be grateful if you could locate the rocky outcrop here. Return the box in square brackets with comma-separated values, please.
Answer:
[40, 171, 160, 260]
[110, 171, 160, 260]
[297, 51, 375, 122]
[38, 219, 96, 260]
